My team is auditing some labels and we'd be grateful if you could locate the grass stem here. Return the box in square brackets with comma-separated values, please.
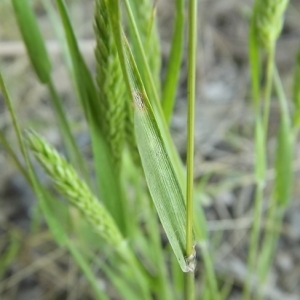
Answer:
[184, 272, 195, 300]
[263, 47, 275, 134]
[244, 44, 275, 300]
[185, 0, 197, 298]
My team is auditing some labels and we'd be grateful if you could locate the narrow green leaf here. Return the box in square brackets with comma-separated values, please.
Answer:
[123, 38, 191, 272]
[162, 0, 185, 123]
[0, 231, 21, 278]
[0, 131, 30, 183]
[105, 0, 194, 271]
[11, 0, 52, 83]
[122, 0, 186, 189]
[67, 241, 110, 300]
[275, 117, 293, 207]
[249, 14, 261, 111]
[273, 68, 293, 207]
[293, 47, 300, 128]
[255, 117, 266, 182]
[41, 0, 74, 74]
[127, 0, 161, 93]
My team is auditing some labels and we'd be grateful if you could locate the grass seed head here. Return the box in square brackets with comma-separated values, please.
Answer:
[27, 132, 124, 248]
[94, 0, 126, 171]
[254, 0, 289, 50]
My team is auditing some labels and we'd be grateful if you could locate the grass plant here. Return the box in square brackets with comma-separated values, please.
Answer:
[0, 0, 298, 299]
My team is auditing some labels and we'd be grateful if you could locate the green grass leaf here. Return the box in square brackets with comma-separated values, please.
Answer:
[293, 48, 300, 129]
[123, 38, 190, 272]
[162, 0, 185, 123]
[11, 0, 51, 83]
[67, 241, 110, 300]
[122, 0, 186, 189]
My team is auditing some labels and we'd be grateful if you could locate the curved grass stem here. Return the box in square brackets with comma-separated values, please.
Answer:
[244, 45, 275, 300]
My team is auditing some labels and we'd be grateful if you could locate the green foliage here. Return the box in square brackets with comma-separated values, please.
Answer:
[11, 0, 51, 83]
[1, 0, 298, 299]
[293, 49, 300, 128]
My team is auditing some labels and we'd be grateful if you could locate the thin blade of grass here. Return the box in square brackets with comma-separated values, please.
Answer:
[244, 7, 265, 299]
[249, 15, 261, 111]
[41, 0, 74, 75]
[0, 231, 21, 278]
[67, 241, 110, 300]
[256, 70, 293, 294]
[293, 46, 300, 129]
[274, 69, 293, 207]
[162, 0, 185, 123]
[0, 132, 30, 183]
[122, 0, 185, 189]
[11, 0, 51, 83]
[127, 0, 161, 93]
[123, 36, 191, 271]
[88, 248, 151, 300]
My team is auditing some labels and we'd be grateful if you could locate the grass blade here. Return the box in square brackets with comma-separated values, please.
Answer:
[293, 47, 300, 129]
[122, 37, 191, 272]
[67, 241, 110, 300]
[274, 69, 293, 207]
[122, 0, 186, 188]
[162, 0, 185, 123]
[11, 0, 51, 83]
[127, 0, 161, 93]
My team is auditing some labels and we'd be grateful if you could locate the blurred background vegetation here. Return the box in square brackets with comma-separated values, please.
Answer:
[1, 0, 300, 299]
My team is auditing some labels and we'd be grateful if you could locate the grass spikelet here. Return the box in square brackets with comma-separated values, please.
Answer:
[27, 132, 123, 248]
[94, 0, 126, 170]
[253, 0, 289, 50]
